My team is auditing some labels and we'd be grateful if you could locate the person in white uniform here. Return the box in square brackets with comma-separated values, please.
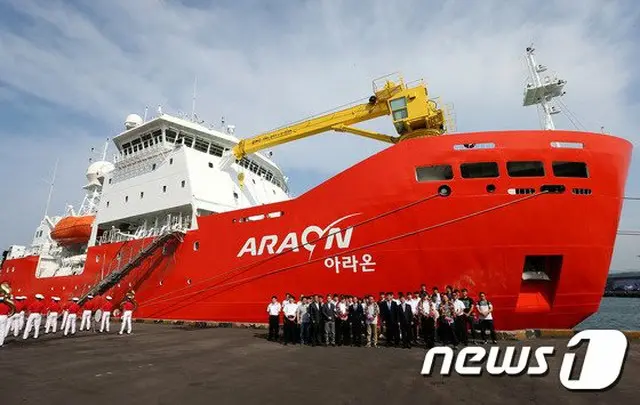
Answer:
[64, 297, 80, 336]
[79, 294, 94, 331]
[23, 293, 46, 340]
[100, 296, 113, 333]
[44, 296, 61, 334]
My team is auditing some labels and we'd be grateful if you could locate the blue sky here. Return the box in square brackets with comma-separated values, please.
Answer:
[0, 0, 639, 271]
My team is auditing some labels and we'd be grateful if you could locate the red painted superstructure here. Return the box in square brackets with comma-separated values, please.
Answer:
[0, 130, 632, 330]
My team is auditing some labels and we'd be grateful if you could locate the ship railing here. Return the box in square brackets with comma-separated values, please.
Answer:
[80, 229, 186, 304]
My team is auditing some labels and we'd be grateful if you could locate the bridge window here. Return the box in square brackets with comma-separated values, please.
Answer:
[507, 161, 545, 177]
[460, 162, 499, 178]
[209, 144, 224, 157]
[552, 161, 588, 178]
[165, 130, 177, 143]
[415, 164, 453, 182]
[193, 137, 209, 153]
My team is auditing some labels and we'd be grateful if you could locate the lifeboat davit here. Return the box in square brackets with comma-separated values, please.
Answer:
[50, 215, 94, 246]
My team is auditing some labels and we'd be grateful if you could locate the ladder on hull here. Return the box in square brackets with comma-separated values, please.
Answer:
[79, 230, 185, 304]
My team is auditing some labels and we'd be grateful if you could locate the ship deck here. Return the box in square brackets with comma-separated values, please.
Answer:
[1, 323, 637, 404]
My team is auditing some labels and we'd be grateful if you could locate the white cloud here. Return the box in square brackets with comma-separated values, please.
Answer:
[0, 0, 639, 271]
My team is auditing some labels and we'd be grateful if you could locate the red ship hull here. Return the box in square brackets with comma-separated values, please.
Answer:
[0, 130, 632, 330]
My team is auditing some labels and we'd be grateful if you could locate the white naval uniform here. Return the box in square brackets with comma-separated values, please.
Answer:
[80, 309, 92, 331]
[60, 309, 69, 332]
[0, 314, 7, 347]
[45, 311, 59, 333]
[119, 310, 133, 334]
[23, 312, 42, 339]
[64, 313, 77, 336]
[100, 310, 111, 332]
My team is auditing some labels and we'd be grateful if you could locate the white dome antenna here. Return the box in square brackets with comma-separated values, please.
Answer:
[124, 114, 143, 130]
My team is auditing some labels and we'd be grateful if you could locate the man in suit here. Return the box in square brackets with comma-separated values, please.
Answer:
[307, 295, 322, 346]
[321, 294, 336, 346]
[398, 294, 414, 348]
[350, 296, 365, 347]
[379, 292, 399, 347]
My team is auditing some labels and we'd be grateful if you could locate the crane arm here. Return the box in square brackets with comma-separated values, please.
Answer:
[229, 74, 446, 162]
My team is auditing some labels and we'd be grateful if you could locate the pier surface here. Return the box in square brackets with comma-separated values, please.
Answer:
[1, 323, 637, 405]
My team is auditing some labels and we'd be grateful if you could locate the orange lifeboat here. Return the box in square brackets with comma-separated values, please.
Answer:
[50, 215, 95, 246]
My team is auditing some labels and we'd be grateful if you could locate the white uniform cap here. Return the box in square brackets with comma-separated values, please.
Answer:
[106, 296, 112, 300]
[35, 293, 44, 299]
[72, 297, 79, 301]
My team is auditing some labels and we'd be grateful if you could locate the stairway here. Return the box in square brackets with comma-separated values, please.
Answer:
[79, 230, 185, 304]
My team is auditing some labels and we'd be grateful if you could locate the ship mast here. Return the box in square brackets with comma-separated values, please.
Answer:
[522, 45, 567, 130]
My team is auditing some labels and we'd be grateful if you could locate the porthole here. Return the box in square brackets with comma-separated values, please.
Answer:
[438, 185, 452, 197]
[106, 201, 110, 208]
[170, 158, 174, 165]
[181, 180, 186, 188]
[163, 185, 167, 193]
[486, 184, 496, 193]
[187, 279, 192, 285]
[159, 280, 163, 286]
[194, 241, 200, 251]
[152, 163, 157, 170]
[125, 196, 129, 202]
[140, 191, 144, 199]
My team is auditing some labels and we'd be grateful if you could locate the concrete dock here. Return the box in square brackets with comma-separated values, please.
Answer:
[1, 323, 637, 404]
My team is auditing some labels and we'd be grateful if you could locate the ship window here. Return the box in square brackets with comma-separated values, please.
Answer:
[415, 164, 453, 182]
[390, 97, 408, 121]
[162, 185, 167, 193]
[181, 180, 186, 188]
[108, 178, 112, 184]
[233, 192, 239, 199]
[194, 137, 209, 153]
[208, 162, 213, 168]
[140, 192, 144, 199]
[152, 130, 162, 144]
[169, 158, 173, 165]
[165, 130, 177, 143]
[125, 196, 128, 202]
[507, 161, 545, 177]
[552, 161, 588, 178]
[152, 163, 156, 170]
[460, 162, 499, 178]
[193, 241, 199, 251]
[106, 201, 110, 208]
[209, 144, 224, 157]
[182, 135, 194, 148]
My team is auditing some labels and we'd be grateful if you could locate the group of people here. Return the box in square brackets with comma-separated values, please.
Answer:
[267, 284, 498, 349]
[0, 292, 137, 347]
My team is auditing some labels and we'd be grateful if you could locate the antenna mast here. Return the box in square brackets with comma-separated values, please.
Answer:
[522, 45, 567, 130]
[191, 76, 198, 122]
[43, 158, 59, 218]
[101, 138, 110, 161]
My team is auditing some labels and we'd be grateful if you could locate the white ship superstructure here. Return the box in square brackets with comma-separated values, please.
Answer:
[3, 111, 291, 279]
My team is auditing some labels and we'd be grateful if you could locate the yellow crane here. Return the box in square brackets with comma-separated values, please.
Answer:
[231, 73, 448, 162]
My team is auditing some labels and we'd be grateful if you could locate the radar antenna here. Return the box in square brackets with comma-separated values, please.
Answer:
[522, 45, 567, 130]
